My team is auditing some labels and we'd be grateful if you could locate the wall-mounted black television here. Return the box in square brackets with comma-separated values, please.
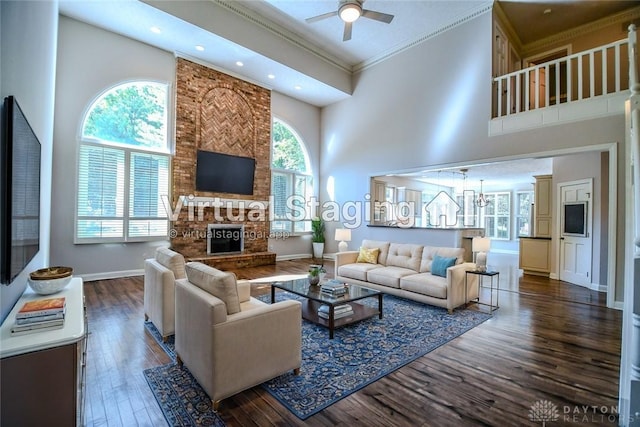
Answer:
[563, 201, 587, 237]
[195, 150, 255, 196]
[1, 96, 41, 284]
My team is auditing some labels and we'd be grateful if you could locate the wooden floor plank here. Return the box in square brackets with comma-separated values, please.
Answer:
[82, 255, 621, 426]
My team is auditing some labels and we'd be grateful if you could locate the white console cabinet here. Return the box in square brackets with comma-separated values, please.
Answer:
[0, 277, 87, 426]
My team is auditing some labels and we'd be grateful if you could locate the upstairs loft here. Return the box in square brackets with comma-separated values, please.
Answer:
[490, 32, 635, 135]
[489, 8, 639, 136]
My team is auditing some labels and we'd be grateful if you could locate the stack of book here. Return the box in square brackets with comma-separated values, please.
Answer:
[317, 304, 354, 320]
[11, 297, 66, 335]
[320, 280, 348, 297]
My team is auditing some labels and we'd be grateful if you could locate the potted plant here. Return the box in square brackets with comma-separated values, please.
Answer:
[311, 217, 325, 260]
[308, 264, 326, 286]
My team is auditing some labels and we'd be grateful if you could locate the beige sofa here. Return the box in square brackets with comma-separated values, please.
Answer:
[144, 247, 186, 340]
[175, 262, 302, 410]
[335, 240, 479, 313]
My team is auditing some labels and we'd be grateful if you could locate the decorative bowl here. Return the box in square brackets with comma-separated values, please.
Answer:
[28, 267, 73, 295]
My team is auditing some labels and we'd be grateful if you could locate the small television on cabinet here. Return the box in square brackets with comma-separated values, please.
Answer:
[562, 201, 587, 237]
[195, 150, 255, 196]
[1, 96, 42, 284]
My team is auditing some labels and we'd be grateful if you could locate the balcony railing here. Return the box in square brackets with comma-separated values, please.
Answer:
[493, 38, 631, 118]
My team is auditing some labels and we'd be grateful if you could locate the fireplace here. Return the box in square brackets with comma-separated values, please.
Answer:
[207, 224, 244, 255]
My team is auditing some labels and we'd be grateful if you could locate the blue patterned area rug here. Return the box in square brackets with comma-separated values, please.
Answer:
[262, 293, 491, 419]
[143, 294, 490, 421]
[143, 322, 225, 426]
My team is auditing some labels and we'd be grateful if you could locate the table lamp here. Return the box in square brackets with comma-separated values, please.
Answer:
[335, 228, 351, 252]
[472, 236, 491, 272]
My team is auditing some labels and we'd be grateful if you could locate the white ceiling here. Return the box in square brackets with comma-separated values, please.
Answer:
[58, 0, 495, 107]
[58, 1, 639, 107]
[393, 157, 553, 189]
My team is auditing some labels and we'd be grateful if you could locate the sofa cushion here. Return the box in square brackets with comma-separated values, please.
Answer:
[431, 255, 457, 277]
[185, 262, 241, 314]
[356, 247, 379, 264]
[419, 246, 465, 273]
[386, 243, 423, 271]
[400, 274, 448, 299]
[155, 247, 186, 279]
[361, 240, 391, 265]
[338, 263, 382, 282]
[367, 266, 417, 289]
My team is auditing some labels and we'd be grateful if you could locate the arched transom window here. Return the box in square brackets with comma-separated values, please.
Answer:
[271, 118, 313, 233]
[76, 81, 170, 243]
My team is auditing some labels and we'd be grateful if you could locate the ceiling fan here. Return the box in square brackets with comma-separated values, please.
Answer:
[305, 0, 394, 42]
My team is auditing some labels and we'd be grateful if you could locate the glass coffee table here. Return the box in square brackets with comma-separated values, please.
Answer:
[271, 279, 383, 339]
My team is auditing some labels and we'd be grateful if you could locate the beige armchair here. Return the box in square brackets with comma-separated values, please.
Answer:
[175, 262, 302, 410]
[144, 247, 186, 340]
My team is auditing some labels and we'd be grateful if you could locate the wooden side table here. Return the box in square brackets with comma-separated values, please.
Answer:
[465, 270, 500, 312]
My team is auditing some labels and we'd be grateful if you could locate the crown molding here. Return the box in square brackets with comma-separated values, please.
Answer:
[213, 0, 353, 74]
[353, 3, 493, 73]
[522, 6, 640, 56]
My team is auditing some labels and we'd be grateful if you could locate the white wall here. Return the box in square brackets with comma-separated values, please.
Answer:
[51, 16, 175, 278]
[270, 92, 321, 259]
[0, 1, 58, 322]
[552, 151, 606, 288]
[320, 11, 626, 300]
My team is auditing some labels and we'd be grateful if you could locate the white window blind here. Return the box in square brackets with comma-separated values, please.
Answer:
[76, 81, 170, 243]
[270, 118, 313, 234]
[77, 144, 125, 240]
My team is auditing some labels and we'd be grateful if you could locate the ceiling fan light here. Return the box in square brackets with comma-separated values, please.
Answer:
[339, 3, 361, 23]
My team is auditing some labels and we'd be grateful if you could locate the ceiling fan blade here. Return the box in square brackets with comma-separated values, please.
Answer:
[343, 21, 353, 42]
[305, 11, 338, 23]
[362, 9, 394, 24]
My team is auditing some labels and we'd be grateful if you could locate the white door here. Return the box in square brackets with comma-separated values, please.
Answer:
[559, 180, 593, 287]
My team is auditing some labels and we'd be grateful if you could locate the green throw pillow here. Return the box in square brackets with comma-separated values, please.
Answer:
[431, 255, 457, 277]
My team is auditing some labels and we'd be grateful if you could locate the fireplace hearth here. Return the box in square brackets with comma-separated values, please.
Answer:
[207, 224, 244, 255]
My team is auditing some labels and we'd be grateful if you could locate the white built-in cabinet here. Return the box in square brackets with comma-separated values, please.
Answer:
[519, 174, 553, 276]
[533, 174, 553, 238]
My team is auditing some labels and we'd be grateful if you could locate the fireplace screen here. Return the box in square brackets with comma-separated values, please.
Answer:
[207, 224, 244, 255]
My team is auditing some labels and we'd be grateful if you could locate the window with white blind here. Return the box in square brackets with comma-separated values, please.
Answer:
[271, 119, 312, 234]
[76, 81, 170, 243]
[480, 192, 511, 240]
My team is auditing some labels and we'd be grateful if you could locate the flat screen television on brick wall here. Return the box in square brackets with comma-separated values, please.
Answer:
[195, 150, 255, 196]
[1, 96, 41, 284]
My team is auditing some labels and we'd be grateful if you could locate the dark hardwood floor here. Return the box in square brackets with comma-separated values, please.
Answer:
[83, 255, 621, 426]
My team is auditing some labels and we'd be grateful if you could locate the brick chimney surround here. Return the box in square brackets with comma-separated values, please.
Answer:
[170, 58, 276, 269]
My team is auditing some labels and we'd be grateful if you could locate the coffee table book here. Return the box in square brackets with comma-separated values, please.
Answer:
[15, 311, 65, 325]
[11, 318, 65, 335]
[16, 297, 66, 318]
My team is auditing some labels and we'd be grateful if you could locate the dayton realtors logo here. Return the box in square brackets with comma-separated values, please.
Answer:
[529, 400, 621, 425]
[529, 400, 560, 426]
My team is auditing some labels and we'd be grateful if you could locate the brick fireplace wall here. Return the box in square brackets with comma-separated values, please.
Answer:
[171, 58, 273, 266]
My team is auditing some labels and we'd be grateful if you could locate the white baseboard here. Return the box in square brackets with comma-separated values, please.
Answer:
[80, 269, 144, 282]
[275, 253, 312, 261]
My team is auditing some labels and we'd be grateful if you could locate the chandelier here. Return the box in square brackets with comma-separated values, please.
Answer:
[476, 179, 490, 207]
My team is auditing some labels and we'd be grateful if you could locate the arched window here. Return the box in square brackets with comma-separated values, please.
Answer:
[271, 118, 313, 233]
[76, 81, 170, 242]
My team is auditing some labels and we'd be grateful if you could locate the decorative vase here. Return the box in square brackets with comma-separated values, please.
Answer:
[312, 242, 324, 260]
[308, 274, 320, 286]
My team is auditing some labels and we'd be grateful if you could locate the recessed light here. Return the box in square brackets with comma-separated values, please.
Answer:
[195, 45, 205, 51]
[294, 85, 302, 90]
[150, 26, 161, 34]
[236, 61, 244, 67]
[268, 74, 275, 79]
